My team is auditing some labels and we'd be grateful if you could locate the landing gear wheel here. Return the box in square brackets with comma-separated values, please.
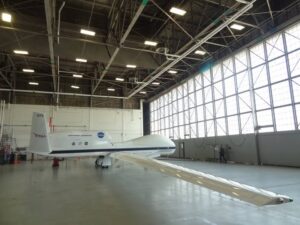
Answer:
[95, 156, 104, 168]
[95, 159, 102, 168]
[95, 160, 101, 168]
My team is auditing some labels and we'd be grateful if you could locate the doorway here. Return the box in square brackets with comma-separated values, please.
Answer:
[179, 142, 185, 159]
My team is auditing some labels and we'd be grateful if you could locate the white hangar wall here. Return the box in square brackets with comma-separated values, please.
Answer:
[3, 104, 143, 148]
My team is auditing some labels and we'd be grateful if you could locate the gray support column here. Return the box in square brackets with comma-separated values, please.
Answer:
[193, 77, 198, 137]
[232, 57, 242, 134]
[221, 61, 228, 135]
[282, 31, 298, 130]
[246, 48, 260, 165]
[211, 66, 217, 136]
[168, 93, 172, 138]
[202, 72, 207, 137]
[183, 84, 189, 139]
[44, 0, 57, 92]
[263, 41, 277, 131]
[174, 88, 179, 139]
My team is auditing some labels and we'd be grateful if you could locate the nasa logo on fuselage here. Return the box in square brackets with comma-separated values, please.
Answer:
[97, 132, 105, 138]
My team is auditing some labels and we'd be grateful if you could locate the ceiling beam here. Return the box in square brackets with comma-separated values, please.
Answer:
[204, 0, 236, 8]
[205, 41, 228, 48]
[77, 0, 165, 22]
[44, 0, 57, 91]
[126, 2, 251, 97]
[0, 88, 128, 99]
[265, 0, 274, 22]
[227, 18, 263, 30]
[127, 0, 256, 98]
[0, 24, 205, 62]
[92, 0, 149, 94]
[0, 71, 12, 89]
[76, 0, 234, 24]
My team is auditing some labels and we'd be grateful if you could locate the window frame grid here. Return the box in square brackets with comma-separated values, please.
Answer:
[149, 21, 300, 139]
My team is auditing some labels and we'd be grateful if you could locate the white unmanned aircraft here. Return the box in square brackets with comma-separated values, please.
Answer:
[28, 112, 293, 206]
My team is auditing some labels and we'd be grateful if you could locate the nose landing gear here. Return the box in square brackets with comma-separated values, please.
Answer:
[95, 155, 112, 168]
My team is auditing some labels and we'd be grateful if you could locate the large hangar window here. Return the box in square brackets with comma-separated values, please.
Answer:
[150, 21, 300, 140]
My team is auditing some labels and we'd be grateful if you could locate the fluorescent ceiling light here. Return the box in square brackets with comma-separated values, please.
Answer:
[71, 85, 80, 89]
[73, 74, 83, 78]
[80, 29, 96, 36]
[195, 50, 206, 55]
[230, 23, 245, 31]
[144, 40, 158, 46]
[140, 91, 147, 94]
[75, 58, 87, 63]
[1, 12, 12, 22]
[22, 69, 35, 73]
[152, 82, 160, 85]
[126, 64, 136, 68]
[169, 7, 186, 16]
[168, 70, 177, 74]
[29, 82, 38, 86]
[107, 88, 115, 92]
[115, 77, 124, 82]
[14, 50, 28, 55]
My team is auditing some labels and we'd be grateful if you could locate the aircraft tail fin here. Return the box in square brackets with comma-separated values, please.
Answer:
[29, 112, 51, 154]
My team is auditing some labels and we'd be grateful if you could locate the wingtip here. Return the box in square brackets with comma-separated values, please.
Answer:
[278, 197, 293, 204]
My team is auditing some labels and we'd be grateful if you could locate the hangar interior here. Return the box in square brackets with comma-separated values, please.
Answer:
[1, 0, 300, 224]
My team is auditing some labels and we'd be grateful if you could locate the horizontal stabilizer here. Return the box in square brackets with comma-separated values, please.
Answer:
[112, 153, 293, 206]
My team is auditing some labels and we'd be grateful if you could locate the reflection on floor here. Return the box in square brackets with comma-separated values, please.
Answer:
[0, 158, 299, 225]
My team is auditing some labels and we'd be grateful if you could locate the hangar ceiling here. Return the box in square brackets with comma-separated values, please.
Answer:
[0, 0, 299, 108]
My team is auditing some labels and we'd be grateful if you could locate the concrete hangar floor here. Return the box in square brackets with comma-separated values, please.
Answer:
[0, 158, 299, 225]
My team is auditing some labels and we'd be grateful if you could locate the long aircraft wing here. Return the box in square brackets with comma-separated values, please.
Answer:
[112, 153, 293, 206]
